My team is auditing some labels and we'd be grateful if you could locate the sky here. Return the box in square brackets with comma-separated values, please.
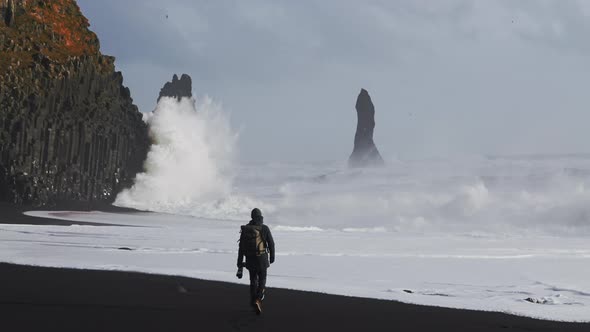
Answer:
[76, 0, 590, 162]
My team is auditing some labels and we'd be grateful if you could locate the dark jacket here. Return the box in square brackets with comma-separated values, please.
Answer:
[237, 216, 275, 270]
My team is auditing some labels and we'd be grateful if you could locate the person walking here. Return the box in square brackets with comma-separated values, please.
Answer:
[237, 208, 275, 315]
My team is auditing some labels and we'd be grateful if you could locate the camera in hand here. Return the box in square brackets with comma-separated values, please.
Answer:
[236, 265, 243, 279]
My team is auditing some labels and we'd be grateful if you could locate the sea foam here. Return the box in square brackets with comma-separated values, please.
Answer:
[115, 97, 253, 219]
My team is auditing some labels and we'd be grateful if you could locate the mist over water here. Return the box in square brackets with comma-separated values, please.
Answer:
[251, 157, 590, 235]
[116, 98, 590, 235]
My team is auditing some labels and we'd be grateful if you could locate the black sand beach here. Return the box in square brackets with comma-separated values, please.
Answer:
[0, 263, 588, 332]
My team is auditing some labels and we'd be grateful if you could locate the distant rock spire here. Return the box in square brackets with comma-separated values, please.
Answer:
[348, 89, 384, 167]
[158, 74, 192, 102]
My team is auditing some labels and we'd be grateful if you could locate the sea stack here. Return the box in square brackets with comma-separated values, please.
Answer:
[158, 74, 192, 101]
[0, 0, 149, 207]
[348, 89, 384, 167]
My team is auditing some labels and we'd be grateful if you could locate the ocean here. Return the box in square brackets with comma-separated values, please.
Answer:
[2, 98, 589, 321]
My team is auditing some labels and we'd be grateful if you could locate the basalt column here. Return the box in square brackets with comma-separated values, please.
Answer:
[0, 0, 149, 207]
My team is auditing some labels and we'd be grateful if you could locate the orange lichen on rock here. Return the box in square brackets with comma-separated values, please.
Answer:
[27, 0, 99, 56]
[0, 0, 149, 208]
[0, 0, 105, 73]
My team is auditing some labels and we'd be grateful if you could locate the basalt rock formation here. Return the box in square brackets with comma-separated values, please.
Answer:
[0, 0, 149, 207]
[2, 0, 15, 27]
[158, 74, 192, 102]
[348, 89, 384, 167]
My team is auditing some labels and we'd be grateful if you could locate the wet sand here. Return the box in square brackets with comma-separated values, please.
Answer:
[0, 263, 587, 332]
[0, 202, 142, 226]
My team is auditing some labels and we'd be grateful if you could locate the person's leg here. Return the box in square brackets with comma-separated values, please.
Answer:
[248, 268, 258, 305]
[252, 268, 266, 314]
[257, 268, 267, 301]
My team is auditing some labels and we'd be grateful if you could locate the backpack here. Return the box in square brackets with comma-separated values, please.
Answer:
[240, 225, 267, 256]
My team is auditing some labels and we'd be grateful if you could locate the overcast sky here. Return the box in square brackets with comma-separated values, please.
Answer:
[77, 0, 590, 162]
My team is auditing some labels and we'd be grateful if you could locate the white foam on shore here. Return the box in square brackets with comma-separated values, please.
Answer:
[273, 225, 324, 232]
[342, 227, 387, 233]
[6, 209, 590, 322]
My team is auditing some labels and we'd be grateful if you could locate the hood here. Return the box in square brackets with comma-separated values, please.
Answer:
[250, 208, 263, 225]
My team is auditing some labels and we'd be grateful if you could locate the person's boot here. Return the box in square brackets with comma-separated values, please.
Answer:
[254, 299, 263, 315]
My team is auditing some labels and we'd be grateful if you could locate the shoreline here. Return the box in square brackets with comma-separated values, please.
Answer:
[1, 262, 588, 331]
[0, 202, 145, 226]
[1, 204, 589, 328]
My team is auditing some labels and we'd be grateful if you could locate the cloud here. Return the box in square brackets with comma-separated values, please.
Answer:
[77, 0, 590, 161]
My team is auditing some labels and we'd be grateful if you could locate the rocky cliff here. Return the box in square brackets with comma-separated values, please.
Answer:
[158, 74, 192, 101]
[349, 89, 384, 167]
[0, 0, 149, 207]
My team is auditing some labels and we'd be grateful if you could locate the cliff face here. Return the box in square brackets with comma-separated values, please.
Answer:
[0, 0, 149, 207]
[349, 89, 384, 168]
